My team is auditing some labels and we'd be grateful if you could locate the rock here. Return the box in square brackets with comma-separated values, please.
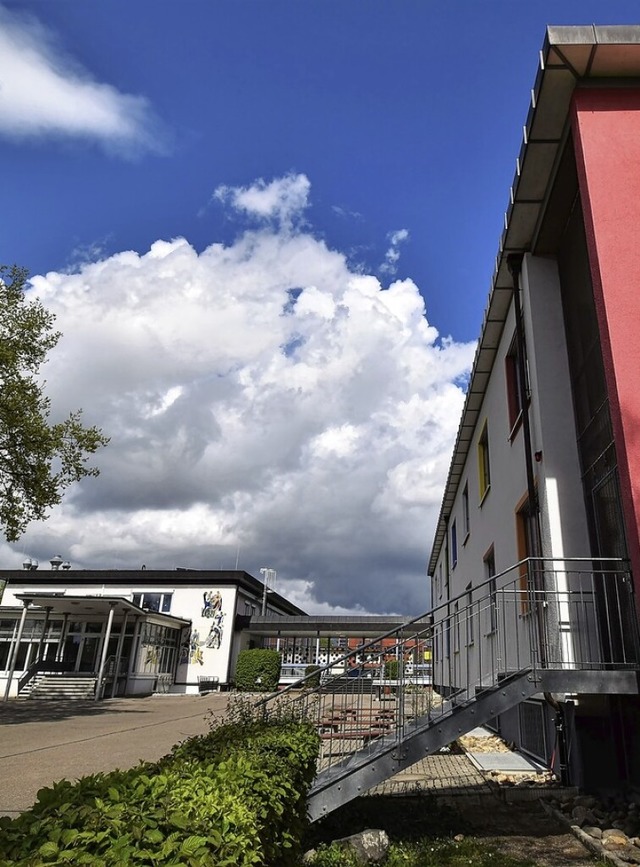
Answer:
[453, 834, 465, 842]
[571, 806, 597, 826]
[302, 849, 317, 865]
[617, 845, 640, 864]
[574, 795, 597, 809]
[584, 826, 603, 839]
[572, 806, 591, 826]
[603, 828, 630, 850]
[335, 830, 390, 864]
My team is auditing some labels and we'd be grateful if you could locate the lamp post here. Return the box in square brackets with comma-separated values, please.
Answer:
[259, 568, 276, 616]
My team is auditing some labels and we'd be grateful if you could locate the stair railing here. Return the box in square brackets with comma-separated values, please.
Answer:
[255, 557, 639, 783]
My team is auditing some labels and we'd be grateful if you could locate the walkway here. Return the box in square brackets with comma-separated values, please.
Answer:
[0, 695, 228, 817]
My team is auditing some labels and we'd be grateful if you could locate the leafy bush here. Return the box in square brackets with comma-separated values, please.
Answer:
[384, 658, 402, 679]
[304, 664, 321, 688]
[235, 648, 282, 691]
[0, 705, 319, 866]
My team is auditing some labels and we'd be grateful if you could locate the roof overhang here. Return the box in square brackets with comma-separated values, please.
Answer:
[12, 593, 190, 628]
[245, 615, 431, 638]
[428, 25, 640, 576]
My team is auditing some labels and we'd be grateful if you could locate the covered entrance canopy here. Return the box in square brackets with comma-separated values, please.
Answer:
[3, 593, 189, 701]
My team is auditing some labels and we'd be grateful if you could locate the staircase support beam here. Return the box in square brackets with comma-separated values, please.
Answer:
[308, 671, 540, 821]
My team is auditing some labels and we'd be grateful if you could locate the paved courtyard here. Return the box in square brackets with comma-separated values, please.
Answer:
[0, 695, 228, 817]
[0, 695, 491, 818]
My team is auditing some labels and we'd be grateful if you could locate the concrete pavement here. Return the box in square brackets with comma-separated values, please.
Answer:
[0, 695, 228, 817]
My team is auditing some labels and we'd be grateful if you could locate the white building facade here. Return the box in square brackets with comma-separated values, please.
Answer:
[0, 569, 304, 700]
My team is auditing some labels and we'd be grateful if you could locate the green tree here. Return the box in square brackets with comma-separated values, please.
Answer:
[0, 264, 108, 542]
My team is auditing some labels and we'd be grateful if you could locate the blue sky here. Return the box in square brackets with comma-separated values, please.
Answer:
[2, 1, 639, 614]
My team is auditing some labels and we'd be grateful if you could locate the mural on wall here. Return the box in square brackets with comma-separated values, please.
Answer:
[205, 609, 225, 649]
[189, 629, 204, 666]
[202, 591, 222, 618]
[180, 591, 227, 665]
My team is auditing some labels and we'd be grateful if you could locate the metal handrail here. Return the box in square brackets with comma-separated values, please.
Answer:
[257, 556, 631, 705]
[257, 558, 640, 788]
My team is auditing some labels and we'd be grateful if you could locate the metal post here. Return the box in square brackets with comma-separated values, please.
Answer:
[110, 610, 129, 699]
[95, 603, 116, 701]
[35, 607, 52, 664]
[3, 599, 31, 701]
[56, 612, 70, 663]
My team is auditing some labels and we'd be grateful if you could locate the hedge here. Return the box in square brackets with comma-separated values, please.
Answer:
[235, 648, 281, 691]
[0, 708, 319, 866]
[304, 664, 321, 688]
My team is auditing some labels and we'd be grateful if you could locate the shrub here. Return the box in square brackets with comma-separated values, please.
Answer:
[0, 707, 319, 866]
[384, 658, 403, 679]
[304, 664, 321, 688]
[235, 648, 282, 692]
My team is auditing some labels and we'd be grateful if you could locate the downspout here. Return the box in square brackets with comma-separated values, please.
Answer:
[507, 254, 540, 553]
[507, 254, 547, 663]
[444, 516, 452, 697]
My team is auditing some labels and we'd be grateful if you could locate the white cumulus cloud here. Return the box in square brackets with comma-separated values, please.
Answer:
[6, 176, 475, 615]
[381, 228, 410, 277]
[0, 5, 165, 155]
[214, 173, 311, 231]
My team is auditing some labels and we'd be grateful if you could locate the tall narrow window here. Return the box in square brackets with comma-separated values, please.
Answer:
[450, 520, 458, 569]
[505, 333, 528, 435]
[484, 546, 497, 633]
[478, 422, 491, 502]
[453, 601, 460, 653]
[465, 583, 475, 644]
[516, 494, 541, 614]
[462, 483, 470, 540]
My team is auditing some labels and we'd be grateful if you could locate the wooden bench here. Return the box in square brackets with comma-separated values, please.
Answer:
[320, 728, 390, 743]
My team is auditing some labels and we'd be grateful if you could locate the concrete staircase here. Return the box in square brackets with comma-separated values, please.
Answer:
[24, 674, 96, 700]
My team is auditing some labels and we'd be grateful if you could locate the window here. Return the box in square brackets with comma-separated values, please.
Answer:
[518, 700, 547, 762]
[478, 422, 491, 502]
[505, 333, 529, 435]
[438, 563, 443, 601]
[484, 547, 497, 633]
[132, 592, 173, 613]
[450, 520, 458, 569]
[516, 494, 541, 614]
[453, 601, 460, 653]
[465, 583, 475, 644]
[462, 483, 470, 540]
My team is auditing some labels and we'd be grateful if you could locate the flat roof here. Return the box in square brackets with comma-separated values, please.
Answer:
[1, 569, 306, 617]
[428, 25, 640, 576]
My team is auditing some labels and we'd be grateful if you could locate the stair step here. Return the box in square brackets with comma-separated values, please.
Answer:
[28, 675, 97, 700]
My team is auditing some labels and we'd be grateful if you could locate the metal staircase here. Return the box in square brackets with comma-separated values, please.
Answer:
[257, 558, 640, 821]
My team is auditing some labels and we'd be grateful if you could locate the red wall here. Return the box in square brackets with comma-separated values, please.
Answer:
[572, 88, 640, 593]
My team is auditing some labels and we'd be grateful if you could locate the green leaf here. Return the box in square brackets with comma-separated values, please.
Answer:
[38, 841, 59, 858]
[168, 812, 190, 830]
